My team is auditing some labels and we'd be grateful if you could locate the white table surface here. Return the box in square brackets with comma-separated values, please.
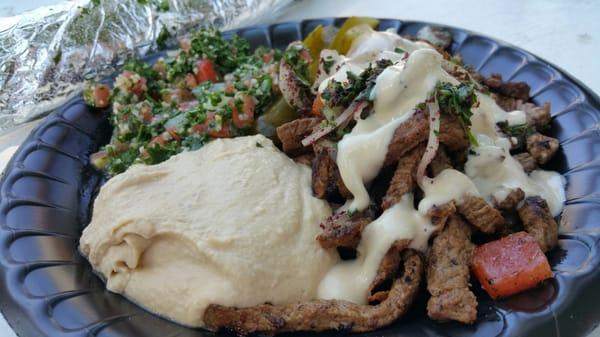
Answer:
[0, 0, 599, 336]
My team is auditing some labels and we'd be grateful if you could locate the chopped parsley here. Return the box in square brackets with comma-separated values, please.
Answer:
[346, 208, 358, 217]
[156, 25, 171, 50]
[435, 81, 478, 145]
[321, 59, 393, 108]
[322, 57, 335, 74]
[282, 42, 311, 86]
[86, 27, 281, 176]
[156, 0, 169, 11]
[497, 121, 534, 138]
[52, 48, 62, 65]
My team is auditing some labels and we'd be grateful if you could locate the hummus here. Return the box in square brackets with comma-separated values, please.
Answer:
[79, 135, 337, 327]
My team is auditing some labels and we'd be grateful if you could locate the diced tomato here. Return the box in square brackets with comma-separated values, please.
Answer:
[190, 112, 232, 138]
[208, 122, 232, 138]
[231, 95, 256, 128]
[122, 71, 147, 97]
[166, 127, 181, 142]
[150, 133, 168, 147]
[262, 52, 274, 63]
[191, 123, 208, 134]
[471, 231, 553, 299]
[185, 73, 198, 89]
[224, 83, 235, 95]
[139, 105, 153, 122]
[195, 59, 218, 83]
[132, 77, 147, 97]
[311, 94, 325, 117]
[93, 84, 111, 108]
[179, 89, 194, 103]
[153, 61, 167, 80]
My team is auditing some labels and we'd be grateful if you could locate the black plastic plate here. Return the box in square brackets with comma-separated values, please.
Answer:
[1, 18, 600, 337]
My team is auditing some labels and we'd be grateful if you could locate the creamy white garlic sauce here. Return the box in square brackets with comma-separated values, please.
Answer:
[315, 26, 433, 95]
[418, 169, 480, 214]
[472, 92, 527, 132]
[317, 194, 434, 304]
[338, 48, 457, 212]
[465, 134, 565, 216]
[315, 28, 566, 304]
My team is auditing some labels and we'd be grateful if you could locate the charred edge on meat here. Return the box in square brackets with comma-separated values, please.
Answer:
[203, 250, 424, 335]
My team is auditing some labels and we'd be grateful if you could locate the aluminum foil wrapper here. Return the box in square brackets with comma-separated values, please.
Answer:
[0, 0, 292, 132]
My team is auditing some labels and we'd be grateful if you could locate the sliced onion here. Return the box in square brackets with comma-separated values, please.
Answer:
[351, 100, 370, 121]
[416, 100, 441, 188]
[301, 125, 335, 147]
[300, 100, 368, 147]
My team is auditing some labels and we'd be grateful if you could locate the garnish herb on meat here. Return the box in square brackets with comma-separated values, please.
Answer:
[434, 81, 478, 145]
[321, 59, 393, 108]
[497, 121, 534, 138]
[282, 42, 312, 86]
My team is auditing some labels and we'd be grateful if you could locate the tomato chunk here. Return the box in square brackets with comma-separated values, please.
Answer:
[471, 231, 553, 299]
[311, 94, 325, 117]
[92, 84, 111, 108]
[231, 95, 256, 128]
[208, 122, 231, 138]
[195, 59, 218, 83]
[190, 112, 232, 138]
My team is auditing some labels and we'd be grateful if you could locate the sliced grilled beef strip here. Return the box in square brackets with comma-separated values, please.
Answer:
[429, 146, 453, 177]
[495, 188, 525, 211]
[513, 152, 538, 173]
[457, 195, 504, 233]
[381, 144, 426, 210]
[311, 140, 351, 199]
[312, 149, 336, 199]
[276, 118, 321, 155]
[484, 73, 530, 101]
[427, 201, 457, 229]
[368, 239, 412, 303]
[384, 109, 430, 167]
[439, 113, 470, 153]
[489, 96, 552, 131]
[517, 196, 558, 252]
[522, 101, 552, 130]
[383, 109, 469, 168]
[491, 94, 521, 112]
[427, 288, 478, 324]
[526, 133, 559, 165]
[317, 208, 376, 249]
[204, 250, 423, 335]
[426, 214, 477, 324]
